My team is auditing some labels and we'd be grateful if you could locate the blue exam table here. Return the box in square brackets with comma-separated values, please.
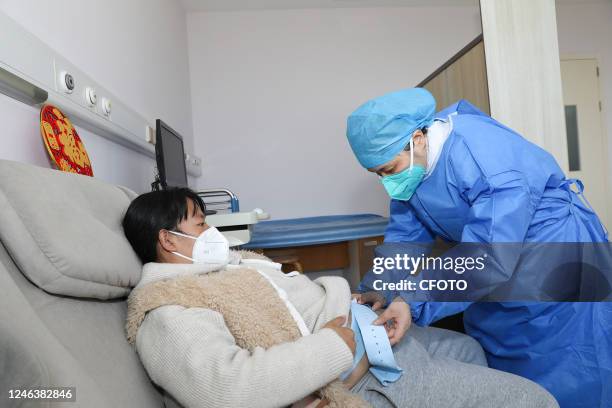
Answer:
[242, 214, 388, 249]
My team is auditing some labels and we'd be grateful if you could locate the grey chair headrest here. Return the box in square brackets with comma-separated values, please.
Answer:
[0, 160, 142, 299]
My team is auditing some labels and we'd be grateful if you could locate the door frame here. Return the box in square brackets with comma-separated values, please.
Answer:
[560, 54, 611, 230]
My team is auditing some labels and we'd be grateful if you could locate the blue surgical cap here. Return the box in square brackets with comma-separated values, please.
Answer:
[346, 88, 436, 169]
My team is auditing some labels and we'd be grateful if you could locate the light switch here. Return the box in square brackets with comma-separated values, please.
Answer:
[145, 126, 156, 144]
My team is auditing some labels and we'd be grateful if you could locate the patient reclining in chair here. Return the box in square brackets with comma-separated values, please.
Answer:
[122, 188, 557, 408]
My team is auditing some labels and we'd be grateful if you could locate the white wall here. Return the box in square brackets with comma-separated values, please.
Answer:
[4, 1, 603, 215]
[187, 6, 482, 219]
[556, 1, 612, 199]
[0, 0, 194, 193]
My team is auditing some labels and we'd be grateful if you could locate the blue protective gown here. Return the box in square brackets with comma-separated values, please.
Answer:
[361, 100, 612, 407]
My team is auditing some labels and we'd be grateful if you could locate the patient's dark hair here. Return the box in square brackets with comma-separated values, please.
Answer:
[122, 188, 206, 264]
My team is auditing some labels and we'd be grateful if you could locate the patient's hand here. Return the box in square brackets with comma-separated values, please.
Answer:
[343, 354, 370, 388]
[323, 316, 355, 355]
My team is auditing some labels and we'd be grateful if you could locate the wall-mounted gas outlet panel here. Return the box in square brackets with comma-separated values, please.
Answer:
[0, 11, 201, 177]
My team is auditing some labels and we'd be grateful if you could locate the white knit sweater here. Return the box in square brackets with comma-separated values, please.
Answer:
[133, 257, 354, 408]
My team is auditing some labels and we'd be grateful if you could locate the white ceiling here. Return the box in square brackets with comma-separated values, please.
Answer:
[180, 0, 606, 12]
[180, 0, 478, 12]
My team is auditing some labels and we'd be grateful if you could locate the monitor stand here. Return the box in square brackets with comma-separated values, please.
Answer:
[151, 172, 162, 191]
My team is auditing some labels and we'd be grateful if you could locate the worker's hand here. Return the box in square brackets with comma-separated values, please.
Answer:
[323, 316, 356, 355]
[373, 297, 411, 346]
[352, 291, 386, 311]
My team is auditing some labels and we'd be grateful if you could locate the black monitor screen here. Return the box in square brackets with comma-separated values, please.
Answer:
[155, 119, 188, 188]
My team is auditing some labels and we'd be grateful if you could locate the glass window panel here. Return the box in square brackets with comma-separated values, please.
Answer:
[565, 105, 581, 171]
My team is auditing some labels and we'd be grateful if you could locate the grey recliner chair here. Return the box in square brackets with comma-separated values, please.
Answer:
[0, 159, 177, 407]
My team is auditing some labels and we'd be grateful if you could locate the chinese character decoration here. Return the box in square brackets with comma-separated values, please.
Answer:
[40, 104, 93, 176]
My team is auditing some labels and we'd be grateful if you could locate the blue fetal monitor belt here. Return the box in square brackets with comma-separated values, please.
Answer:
[340, 300, 403, 386]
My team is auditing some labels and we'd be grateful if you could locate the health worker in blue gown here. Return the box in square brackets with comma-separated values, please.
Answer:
[346, 87, 611, 408]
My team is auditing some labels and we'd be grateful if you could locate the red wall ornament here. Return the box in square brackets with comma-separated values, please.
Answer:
[40, 104, 93, 176]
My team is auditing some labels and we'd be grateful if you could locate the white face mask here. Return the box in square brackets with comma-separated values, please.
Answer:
[168, 227, 230, 264]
